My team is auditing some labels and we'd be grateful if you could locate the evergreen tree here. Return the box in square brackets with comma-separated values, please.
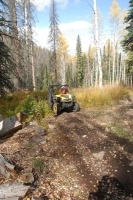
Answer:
[48, 0, 61, 83]
[34, 46, 51, 89]
[8, 0, 23, 89]
[0, 0, 15, 94]
[122, 0, 133, 79]
[0, 38, 14, 94]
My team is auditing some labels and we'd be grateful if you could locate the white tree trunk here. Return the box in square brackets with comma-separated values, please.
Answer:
[31, 48, 36, 90]
[93, 0, 102, 88]
[60, 56, 66, 84]
[122, 62, 126, 84]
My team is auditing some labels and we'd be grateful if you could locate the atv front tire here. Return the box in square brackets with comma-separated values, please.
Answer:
[73, 102, 80, 112]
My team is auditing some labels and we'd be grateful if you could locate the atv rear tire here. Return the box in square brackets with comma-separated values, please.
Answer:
[73, 102, 80, 112]
[53, 103, 60, 116]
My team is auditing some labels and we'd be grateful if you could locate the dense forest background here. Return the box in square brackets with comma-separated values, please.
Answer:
[0, 0, 133, 95]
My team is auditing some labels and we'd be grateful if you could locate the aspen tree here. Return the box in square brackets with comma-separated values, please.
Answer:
[93, 0, 102, 88]
[58, 34, 69, 84]
[110, 0, 125, 85]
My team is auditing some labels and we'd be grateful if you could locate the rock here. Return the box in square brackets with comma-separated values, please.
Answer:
[30, 135, 43, 143]
[0, 154, 15, 178]
[48, 124, 55, 130]
[0, 183, 30, 199]
[129, 161, 133, 166]
[32, 196, 44, 200]
[0, 197, 19, 200]
[25, 121, 38, 127]
[17, 124, 46, 136]
[0, 116, 22, 137]
[18, 173, 34, 184]
[40, 140, 46, 145]
[0, 164, 10, 178]
[82, 135, 87, 138]
[44, 117, 55, 124]
[93, 151, 105, 160]
[34, 125, 47, 136]
[105, 127, 111, 133]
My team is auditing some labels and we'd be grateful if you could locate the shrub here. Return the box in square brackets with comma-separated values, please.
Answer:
[32, 157, 48, 172]
[0, 90, 52, 120]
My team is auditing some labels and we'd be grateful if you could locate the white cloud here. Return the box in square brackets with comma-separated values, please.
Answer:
[60, 20, 91, 31]
[34, 20, 92, 54]
[33, 26, 49, 47]
[33, 0, 50, 11]
[33, 0, 69, 11]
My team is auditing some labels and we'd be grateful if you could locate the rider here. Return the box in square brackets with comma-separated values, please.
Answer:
[61, 86, 68, 94]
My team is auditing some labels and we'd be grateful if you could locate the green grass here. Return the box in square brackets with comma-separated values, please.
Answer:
[32, 157, 48, 172]
[111, 121, 128, 138]
[109, 121, 133, 142]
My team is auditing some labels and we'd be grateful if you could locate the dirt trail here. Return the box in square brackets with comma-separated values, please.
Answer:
[0, 95, 133, 200]
[44, 96, 133, 199]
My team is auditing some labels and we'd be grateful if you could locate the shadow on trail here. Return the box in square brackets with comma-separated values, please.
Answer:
[88, 175, 133, 200]
[56, 111, 133, 196]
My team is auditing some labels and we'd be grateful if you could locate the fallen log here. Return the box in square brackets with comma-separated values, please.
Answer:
[0, 183, 30, 199]
[0, 116, 22, 137]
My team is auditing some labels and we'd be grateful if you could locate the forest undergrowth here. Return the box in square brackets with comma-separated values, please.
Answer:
[0, 85, 131, 120]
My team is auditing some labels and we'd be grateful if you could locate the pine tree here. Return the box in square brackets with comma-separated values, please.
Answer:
[48, 0, 61, 83]
[8, 0, 23, 89]
[0, 0, 15, 94]
[122, 0, 133, 79]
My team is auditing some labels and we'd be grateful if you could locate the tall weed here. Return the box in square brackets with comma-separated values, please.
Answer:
[74, 85, 129, 108]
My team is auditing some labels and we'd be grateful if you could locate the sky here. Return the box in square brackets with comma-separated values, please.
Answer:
[33, 0, 129, 54]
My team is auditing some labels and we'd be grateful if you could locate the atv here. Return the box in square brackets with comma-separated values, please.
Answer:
[48, 84, 80, 116]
